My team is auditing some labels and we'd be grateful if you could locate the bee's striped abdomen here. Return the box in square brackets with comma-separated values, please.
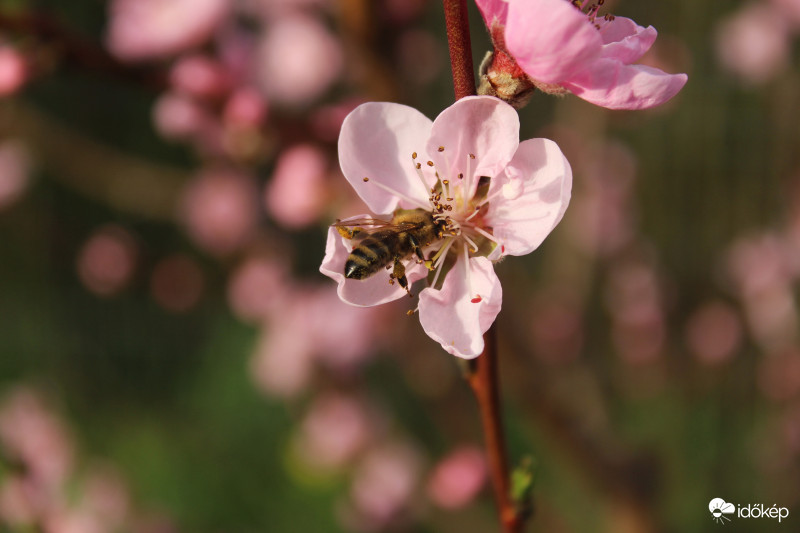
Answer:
[345, 230, 405, 280]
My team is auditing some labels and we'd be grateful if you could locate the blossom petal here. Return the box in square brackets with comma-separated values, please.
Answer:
[339, 102, 434, 215]
[562, 59, 688, 110]
[488, 138, 572, 256]
[426, 96, 519, 198]
[418, 256, 502, 359]
[320, 224, 428, 306]
[505, 0, 602, 84]
[475, 0, 509, 27]
[597, 17, 657, 64]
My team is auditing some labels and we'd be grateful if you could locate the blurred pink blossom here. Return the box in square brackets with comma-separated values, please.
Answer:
[350, 442, 422, 524]
[223, 87, 268, 128]
[715, 3, 790, 85]
[265, 144, 330, 228]
[728, 234, 792, 297]
[179, 168, 260, 256]
[0, 140, 31, 210]
[426, 445, 487, 509]
[0, 388, 73, 490]
[0, 45, 27, 96]
[566, 141, 637, 257]
[292, 393, 374, 470]
[770, 0, 800, 27]
[529, 288, 584, 364]
[249, 316, 316, 398]
[256, 14, 343, 106]
[0, 476, 40, 526]
[226, 256, 289, 323]
[152, 92, 214, 142]
[606, 261, 666, 363]
[249, 286, 385, 397]
[169, 54, 230, 99]
[106, 0, 229, 61]
[685, 301, 743, 365]
[728, 235, 798, 352]
[76, 225, 138, 296]
[149, 254, 206, 312]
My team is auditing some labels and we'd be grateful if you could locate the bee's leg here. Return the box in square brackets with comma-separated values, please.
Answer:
[408, 234, 425, 263]
[389, 259, 412, 297]
[335, 224, 362, 239]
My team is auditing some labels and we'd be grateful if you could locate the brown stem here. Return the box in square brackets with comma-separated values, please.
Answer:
[442, 1, 521, 530]
[466, 327, 523, 533]
[443, 0, 476, 99]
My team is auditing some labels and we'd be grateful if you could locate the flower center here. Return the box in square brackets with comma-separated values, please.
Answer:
[408, 146, 502, 296]
[570, 0, 615, 28]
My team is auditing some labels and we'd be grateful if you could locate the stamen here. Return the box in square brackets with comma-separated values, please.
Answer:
[470, 225, 501, 245]
[464, 206, 482, 222]
[462, 243, 474, 300]
[431, 236, 455, 268]
[462, 233, 479, 253]
[437, 146, 444, 152]
[462, 153, 473, 211]
[412, 154, 429, 193]
[431, 238, 455, 289]
[366, 179, 428, 210]
[363, 177, 369, 182]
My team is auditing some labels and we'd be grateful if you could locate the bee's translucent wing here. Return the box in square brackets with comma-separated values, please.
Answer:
[332, 217, 394, 228]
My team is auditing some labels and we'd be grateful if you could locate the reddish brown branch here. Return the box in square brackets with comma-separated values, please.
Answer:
[442, 1, 521, 530]
[443, 0, 476, 99]
[466, 326, 523, 533]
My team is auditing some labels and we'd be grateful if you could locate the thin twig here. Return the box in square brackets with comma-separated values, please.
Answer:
[442, 0, 476, 100]
[466, 327, 524, 533]
[442, 0, 523, 530]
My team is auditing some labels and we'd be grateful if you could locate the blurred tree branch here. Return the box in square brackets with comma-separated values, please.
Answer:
[0, 101, 188, 220]
[0, 10, 167, 89]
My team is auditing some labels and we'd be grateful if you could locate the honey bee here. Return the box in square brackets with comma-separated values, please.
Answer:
[333, 208, 446, 292]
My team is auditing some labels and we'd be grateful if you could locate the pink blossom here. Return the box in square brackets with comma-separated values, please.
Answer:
[476, 0, 687, 110]
[291, 393, 373, 470]
[349, 442, 422, 524]
[76, 225, 138, 296]
[223, 87, 268, 128]
[0, 45, 27, 96]
[169, 54, 229, 99]
[179, 168, 259, 256]
[426, 445, 487, 509]
[0, 389, 74, 490]
[106, 0, 229, 61]
[226, 256, 289, 323]
[256, 14, 343, 106]
[685, 301, 743, 365]
[249, 286, 384, 397]
[265, 144, 330, 228]
[152, 92, 214, 142]
[320, 96, 572, 358]
[715, 3, 790, 85]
